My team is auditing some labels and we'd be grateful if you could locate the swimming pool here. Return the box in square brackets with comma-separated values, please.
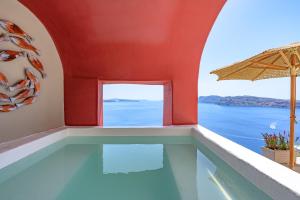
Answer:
[0, 126, 299, 200]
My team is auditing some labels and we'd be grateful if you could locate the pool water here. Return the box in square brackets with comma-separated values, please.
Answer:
[0, 136, 271, 200]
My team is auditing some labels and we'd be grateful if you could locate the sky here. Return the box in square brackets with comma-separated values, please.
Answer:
[103, 84, 163, 100]
[104, 0, 300, 100]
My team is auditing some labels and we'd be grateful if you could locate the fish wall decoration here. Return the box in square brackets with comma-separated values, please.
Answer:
[9, 78, 33, 92]
[0, 72, 8, 87]
[0, 50, 25, 62]
[0, 19, 33, 42]
[0, 104, 17, 112]
[16, 96, 36, 108]
[10, 88, 33, 102]
[27, 54, 46, 78]
[0, 92, 11, 103]
[25, 67, 38, 83]
[0, 18, 45, 112]
[6, 34, 39, 55]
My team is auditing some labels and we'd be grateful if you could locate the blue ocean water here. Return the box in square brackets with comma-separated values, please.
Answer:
[104, 101, 163, 127]
[104, 101, 300, 153]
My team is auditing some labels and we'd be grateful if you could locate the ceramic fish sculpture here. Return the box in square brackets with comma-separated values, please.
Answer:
[27, 54, 46, 78]
[8, 35, 40, 55]
[0, 104, 17, 112]
[33, 81, 40, 96]
[8, 79, 33, 92]
[25, 68, 41, 96]
[0, 50, 25, 62]
[25, 67, 38, 83]
[16, 96, 36, 108]
[0, 19, 42, 113]
[0, 72, 8, 87]
[0, 19, 33, 42]
[0, 92, 11, 103]
[10, 88, 32, 102]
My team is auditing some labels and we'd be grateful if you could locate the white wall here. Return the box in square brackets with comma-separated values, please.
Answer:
[0, 0, 64, 143]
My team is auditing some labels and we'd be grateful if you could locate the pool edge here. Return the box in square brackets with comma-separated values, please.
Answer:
[192, 125, 300, 200]
[0, 126, 300, 200]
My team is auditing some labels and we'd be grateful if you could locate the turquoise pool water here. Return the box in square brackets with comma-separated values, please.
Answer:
[0, 136, 271, 200]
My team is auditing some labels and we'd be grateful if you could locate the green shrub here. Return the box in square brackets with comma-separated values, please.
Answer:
[262, 131, 299, 150]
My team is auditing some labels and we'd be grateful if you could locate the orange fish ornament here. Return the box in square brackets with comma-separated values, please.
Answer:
[0, 104, 17, 112]
[8, 79, 32, 92]
[8, 35, 40, 55]
[0, 19, 33, 42]
[26, 69, 40, 96]
[16, 96, 36, 108]
[0, 92, 11, 103]
[0, 50, 25, 62]
[25, 67, 38, 83]
[33, 81, 40, 96]
[10, 88, 32, 102]
[27, 54, 46, 78]
[0, 72, 8, 87]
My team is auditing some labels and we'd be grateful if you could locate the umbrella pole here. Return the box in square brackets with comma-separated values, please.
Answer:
[289, 63, 297, 169]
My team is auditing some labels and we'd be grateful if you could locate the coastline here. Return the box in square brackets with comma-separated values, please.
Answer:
[198, 95, 300, 109]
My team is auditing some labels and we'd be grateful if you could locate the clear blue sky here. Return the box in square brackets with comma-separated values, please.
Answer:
[104, 84, 163, 100]
[104, 0, 300, 100]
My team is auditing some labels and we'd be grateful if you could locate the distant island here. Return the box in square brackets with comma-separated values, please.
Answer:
[198, 95, 300, 108]
[104, 96, 300, 108]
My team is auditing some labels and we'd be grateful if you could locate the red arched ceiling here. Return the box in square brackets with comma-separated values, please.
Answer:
[20, 0, 225, 126]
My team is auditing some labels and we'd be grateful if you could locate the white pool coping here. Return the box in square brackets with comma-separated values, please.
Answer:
[0, 125, 299, 200]
[192, 126, 300, 200]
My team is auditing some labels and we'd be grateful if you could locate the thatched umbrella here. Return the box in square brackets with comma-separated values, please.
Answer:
[210, 42, 300, 168]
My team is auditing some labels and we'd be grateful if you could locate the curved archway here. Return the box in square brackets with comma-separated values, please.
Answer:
[20, 0, 225, 126]
[0, 0, 64, 142]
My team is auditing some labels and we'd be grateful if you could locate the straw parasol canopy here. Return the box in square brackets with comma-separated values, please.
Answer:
[210, 42, 300, 168]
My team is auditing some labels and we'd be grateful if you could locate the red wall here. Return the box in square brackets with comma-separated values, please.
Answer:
[20, 0, 225, 125]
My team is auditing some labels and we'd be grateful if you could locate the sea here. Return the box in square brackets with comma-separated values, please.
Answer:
[104, 101, 300, 154]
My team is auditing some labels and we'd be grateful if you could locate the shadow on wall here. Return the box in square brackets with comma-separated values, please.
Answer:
[0, 0, 64, 143]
